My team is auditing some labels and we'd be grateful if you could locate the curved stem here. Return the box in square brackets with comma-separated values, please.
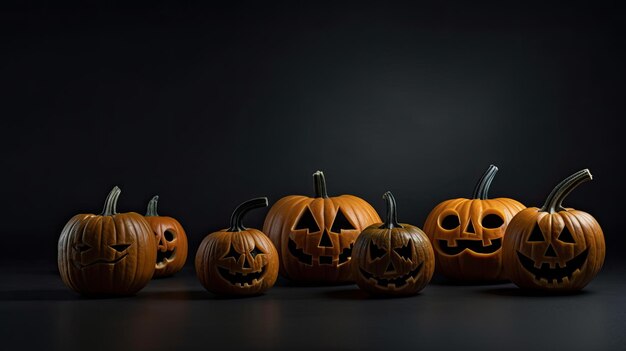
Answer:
[227, 197, 269, 232]
[472, 164, 498, 199]
[313, 171, 329, 198]
[101, 186, 121, 216]
[379, 191, 402, 229]
[145, 195, 159, 217]
[540, 169, 592, 213]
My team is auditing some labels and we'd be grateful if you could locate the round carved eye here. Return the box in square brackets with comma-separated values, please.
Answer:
[74, 243, 91, 252]
[369, 242, 386, 260]
[558, 226, 576, 244]
[250, 247, 262, 258]
[110, 244, 130, 252]
[164, 230, 175, 241]
[440, 214, 460, 230]
[481, 214, 504, 229]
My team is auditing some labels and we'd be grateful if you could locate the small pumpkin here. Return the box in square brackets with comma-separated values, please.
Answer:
[195, 197, 279, 296]
[58, 186, 156, 296]
[503, 169, 605, 291]
[423, 165, 526, 281]
[352, 192, 435, 296]
[263, 171, 381, 283]
[144, 196, 188, 278]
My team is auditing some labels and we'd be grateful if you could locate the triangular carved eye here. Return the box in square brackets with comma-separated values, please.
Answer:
[558, 226, 576, 244]
[294, 207, 320, 232]
[224, 245, 240, 260]
[369, 242, 386, 260]
[110, 244, 130, 252]
[528, 224, 545, 242]
[250, 247, 263, 258]
[330, 208, 356, 233]
[394, 242, 413, 260]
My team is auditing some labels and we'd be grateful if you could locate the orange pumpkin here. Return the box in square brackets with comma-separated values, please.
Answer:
[195, 197, 279, 296]
[263, 171, 381, 283]
[503, 169, 605, 291]
[58, 187, 156, 296]
[352, 192, 435, 296]
[423, 165, 525, 281]
[144, 196, 188, 278]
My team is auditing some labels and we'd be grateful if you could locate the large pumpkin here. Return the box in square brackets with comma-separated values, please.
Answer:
[263, 171, 381, 283]
[423, 165, 526, 281]
[144, 196, 188, 278]
[503, 169, 605, 291]
[58, 186, 156, 296]
[352, 192, 435, 296]
[195, 197, 279, 296]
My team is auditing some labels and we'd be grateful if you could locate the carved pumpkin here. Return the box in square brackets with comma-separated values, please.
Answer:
[352, 192, 435, 296]
[58, 186, 156, 296]
[144, 196, 188, 278]
[423, 165, 526, 281]
[263, 171, 381, 283]
[195, 197, 279, 296]
[503, 169, 605, 291]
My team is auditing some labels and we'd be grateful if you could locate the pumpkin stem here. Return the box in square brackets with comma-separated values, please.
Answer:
[145, 195, 159, 217]
[313, 170, 329, 198]
[379, 191, 403, 229]
[101, 186, 121, 216]
[540, 169, 592, 213]
[471, 164, 498, 200]
[227, 197, 269, 232]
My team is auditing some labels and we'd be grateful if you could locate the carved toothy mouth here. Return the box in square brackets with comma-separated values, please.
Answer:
[73, 253, 129, 269]
[437, 238, 501, 255]
[156, 248, 176, 268]
[288, 238, 353, 266]
[359, 263, 423, 288]
[217, 266, 267, 286]
[516, 248, 589, 284]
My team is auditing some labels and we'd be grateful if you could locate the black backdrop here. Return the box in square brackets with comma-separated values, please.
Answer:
[2, 2, 624, 269]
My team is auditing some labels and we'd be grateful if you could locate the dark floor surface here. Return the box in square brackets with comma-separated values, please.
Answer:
[1, 262, 624, 351]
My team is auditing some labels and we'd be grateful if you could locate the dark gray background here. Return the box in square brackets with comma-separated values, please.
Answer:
[3, 1, 624, 269]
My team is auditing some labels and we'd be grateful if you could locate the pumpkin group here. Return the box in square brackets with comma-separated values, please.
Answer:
[352, 192, 435, 296]
[423, 165, 526, 281]
[144, 196, 188, 278]
[263, 171, 381, 283]
[503, 169, 605, 291]
[58, 186, 157, 296]
[195, 197, 279, 296]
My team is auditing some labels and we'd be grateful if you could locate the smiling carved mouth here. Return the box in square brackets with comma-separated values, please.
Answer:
[73, 253, 129, 269]
[359, 263, 423, 288]
[288, 238, 353, 266]
[218, 266, 266, 286]
[156, 248, 176, 268]
[517, 248, 589, 284]
[437, 238, 502, 255]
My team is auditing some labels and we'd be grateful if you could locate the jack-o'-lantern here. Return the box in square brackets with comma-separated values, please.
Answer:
[423, 165, 525, 281]
[352, 192, 435, 296]
[144, 195, 188, 278]
[58, 186, 156, 296]
[263, 171, 381, 283]
[195, 197, 279, 296]
[503, 169, 605, 291]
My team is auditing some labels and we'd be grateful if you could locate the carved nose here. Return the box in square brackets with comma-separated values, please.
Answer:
[386, 261, 395, 273]
[465, 220, 475, 234]
[318, 230, 333, 247]
[544, 243, 558, 257]
[243, 256, 251, 268]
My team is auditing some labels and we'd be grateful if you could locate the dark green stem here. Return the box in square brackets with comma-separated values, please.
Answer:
[313, 171, 329, 198]
[145, 195, 159, 217]
[472, 164, 498, 199]
[379, 191, 402, 229]
[227, 197, 269, 231]
[540, 169, 592, 213]
[101, 186, 121, 216]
